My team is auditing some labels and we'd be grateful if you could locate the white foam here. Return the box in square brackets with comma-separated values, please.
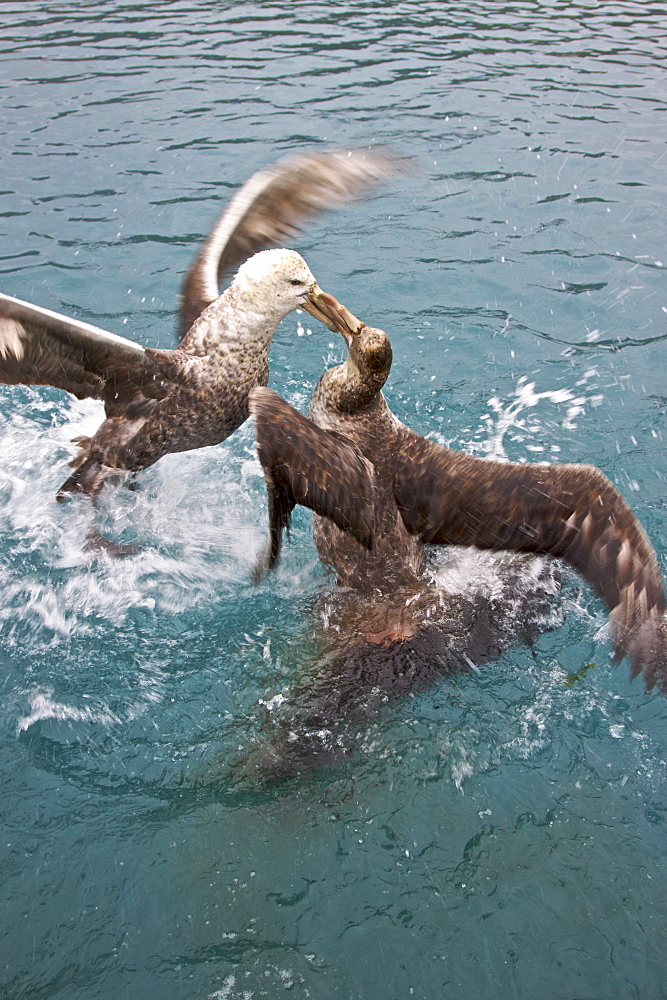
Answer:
[469, 373, 597, 462]
[0, 394, 269, 637]
[17, 688, 124, 733]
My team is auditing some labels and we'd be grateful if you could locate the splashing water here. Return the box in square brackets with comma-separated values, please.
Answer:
[476, 374, 598, 462]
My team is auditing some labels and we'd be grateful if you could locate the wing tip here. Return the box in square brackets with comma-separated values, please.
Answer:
[627, 610, 667, 694]
[0, 317, 25, 362]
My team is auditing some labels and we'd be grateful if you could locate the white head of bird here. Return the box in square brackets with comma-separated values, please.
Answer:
[230, 248, 317, 323]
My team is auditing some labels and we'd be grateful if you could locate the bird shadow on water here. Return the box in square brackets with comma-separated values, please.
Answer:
[226, 551, 564, 788]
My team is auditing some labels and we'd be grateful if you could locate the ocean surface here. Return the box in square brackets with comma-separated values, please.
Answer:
[1, 3, 666, 998]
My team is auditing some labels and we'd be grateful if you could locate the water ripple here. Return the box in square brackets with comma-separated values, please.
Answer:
[1, 4, 666, 999]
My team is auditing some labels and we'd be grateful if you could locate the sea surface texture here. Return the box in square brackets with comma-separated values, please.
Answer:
[1, 3, 665, 998]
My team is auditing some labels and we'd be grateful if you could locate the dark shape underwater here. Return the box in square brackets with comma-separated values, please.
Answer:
[240, 561, 562, 782]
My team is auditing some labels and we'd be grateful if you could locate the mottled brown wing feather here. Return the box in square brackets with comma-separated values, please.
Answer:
[100, 347, 194, 420]
[249, 387, 376, 579]
[394, 431, 667, 690]
[0, 292, 146, 400]
[179, 149, 400, 337]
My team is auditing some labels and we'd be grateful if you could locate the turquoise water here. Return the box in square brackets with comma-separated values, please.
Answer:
[1, 3, 666, 998]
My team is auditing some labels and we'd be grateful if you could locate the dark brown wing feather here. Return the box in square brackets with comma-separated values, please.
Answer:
[249, 387, 376, 579]
[179, 149, 400, 337]
[0, 292, 146, 400]
[394, 431, 667, 690]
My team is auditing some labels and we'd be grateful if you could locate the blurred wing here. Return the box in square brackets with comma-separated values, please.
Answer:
[179, 148, 400, 336]
[249, 386, 376, 580]
[0, 292, 146, 400]
[394, 431, 667, 691]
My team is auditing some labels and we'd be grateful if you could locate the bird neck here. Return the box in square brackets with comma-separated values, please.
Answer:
[180, 284, 279, 357]
[323, 329, 391, 412]
[318, 357, 381, 412]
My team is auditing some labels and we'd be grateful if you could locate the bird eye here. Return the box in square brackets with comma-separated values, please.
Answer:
[290, 278, 304, 286]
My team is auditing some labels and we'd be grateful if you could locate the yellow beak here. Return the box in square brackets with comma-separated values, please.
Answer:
[301, 285, 365, 342]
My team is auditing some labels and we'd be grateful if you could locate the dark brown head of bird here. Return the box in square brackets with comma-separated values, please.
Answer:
[310, 290, 392, 398]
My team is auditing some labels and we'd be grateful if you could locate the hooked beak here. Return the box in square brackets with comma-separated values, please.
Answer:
[300, 285, 365, 344]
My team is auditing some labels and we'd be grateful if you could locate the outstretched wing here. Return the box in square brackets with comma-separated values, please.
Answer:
[249, 387, 376, 580]
[179, 148, 399, 337]
[394, 431, 667, 691]
[0, 292, 146, 400]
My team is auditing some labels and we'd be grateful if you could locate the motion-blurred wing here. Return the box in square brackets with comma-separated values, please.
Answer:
[394, 431, 667, 691]
[179, 148, 399, 337]
[0, 292, 146, 400]
[249, 387, 376, 579]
